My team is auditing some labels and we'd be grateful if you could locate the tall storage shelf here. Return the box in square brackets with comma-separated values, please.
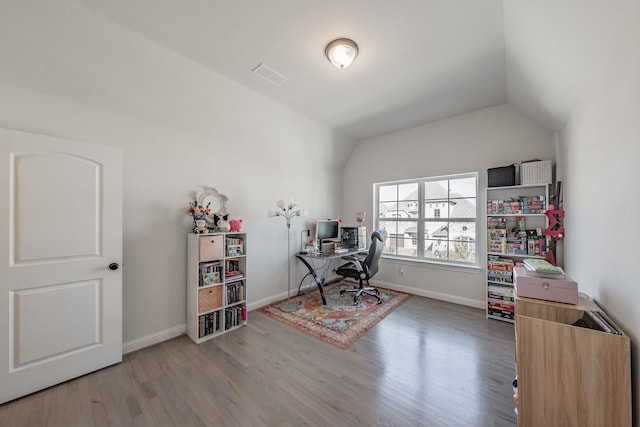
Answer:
[187, 232, 247, 343]
[485, 184, 549, 322]
[515, 295, 631, 426]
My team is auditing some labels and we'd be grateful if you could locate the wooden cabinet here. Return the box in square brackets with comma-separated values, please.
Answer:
[486, 184, 550, 322]
[187, 232, 247, 343]
[515, 295, 631, 427]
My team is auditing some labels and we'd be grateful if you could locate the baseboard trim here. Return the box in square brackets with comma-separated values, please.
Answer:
[251, 280, 484, 311]
[372, 280, 485, 310]
[122, 324, 186, 355]
[123, 284, 483, 354]
[248, 292, 288, 311]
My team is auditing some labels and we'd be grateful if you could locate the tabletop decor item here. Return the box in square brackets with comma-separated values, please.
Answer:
[191, 187, 229, 232]
[188, 200, 211, 233]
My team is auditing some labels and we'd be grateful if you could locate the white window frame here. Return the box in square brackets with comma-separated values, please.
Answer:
[374, 172, 479, 267]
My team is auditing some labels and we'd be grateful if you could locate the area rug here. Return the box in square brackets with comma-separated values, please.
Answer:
[259, 281, 411, 349]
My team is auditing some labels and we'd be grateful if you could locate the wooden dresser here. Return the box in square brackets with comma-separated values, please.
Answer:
[515, 294, 631, 427]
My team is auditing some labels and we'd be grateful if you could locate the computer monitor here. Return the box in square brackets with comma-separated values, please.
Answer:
[315, 219, 340, 243]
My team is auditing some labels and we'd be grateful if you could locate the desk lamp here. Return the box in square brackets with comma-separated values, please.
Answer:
[268, 199, 306, 312]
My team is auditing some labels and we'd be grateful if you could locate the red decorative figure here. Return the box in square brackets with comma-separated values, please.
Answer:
[543, 205, 565, 265]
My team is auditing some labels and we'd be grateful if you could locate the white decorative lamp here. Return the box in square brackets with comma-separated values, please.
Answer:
[269, 199, 306, 312]
[325, 38, 359, 69]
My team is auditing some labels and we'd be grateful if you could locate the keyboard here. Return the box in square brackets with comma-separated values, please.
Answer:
[334, 248, 349, 254]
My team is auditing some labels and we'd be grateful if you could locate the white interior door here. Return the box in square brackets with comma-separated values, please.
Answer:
[0, 128, 123, 404]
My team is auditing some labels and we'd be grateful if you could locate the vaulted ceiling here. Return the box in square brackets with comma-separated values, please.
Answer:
[73, 0, 602, 140]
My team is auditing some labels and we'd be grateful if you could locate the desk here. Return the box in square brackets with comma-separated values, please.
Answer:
[296, 248, 367, 305]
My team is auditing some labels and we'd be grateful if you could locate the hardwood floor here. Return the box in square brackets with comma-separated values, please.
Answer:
[0, 296, 517, 427]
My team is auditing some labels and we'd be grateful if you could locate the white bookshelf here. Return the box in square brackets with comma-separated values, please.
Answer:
[186, 232, 247, 343]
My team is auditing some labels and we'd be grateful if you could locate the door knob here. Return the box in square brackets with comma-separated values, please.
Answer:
[108, 263, 119, 271]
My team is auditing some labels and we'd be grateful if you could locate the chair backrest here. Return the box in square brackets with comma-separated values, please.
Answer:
[363, 229, 387, 279]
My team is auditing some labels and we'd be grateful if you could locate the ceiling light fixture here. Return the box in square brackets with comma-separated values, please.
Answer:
[325, 38, 359, 69]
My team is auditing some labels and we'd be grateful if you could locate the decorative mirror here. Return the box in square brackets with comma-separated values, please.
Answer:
[194, 187, 229, 230]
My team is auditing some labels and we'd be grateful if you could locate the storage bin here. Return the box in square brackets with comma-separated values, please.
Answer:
[488, 165, 516, 187]
[514, 267, 577, 304]
[520, 160, 552, 185]
[199, 235, 224, 261]
[198, 285, 223, 313]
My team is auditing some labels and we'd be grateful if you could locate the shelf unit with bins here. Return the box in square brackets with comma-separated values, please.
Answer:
[187, 232, 247, 343]
[486, 184, 550, 322]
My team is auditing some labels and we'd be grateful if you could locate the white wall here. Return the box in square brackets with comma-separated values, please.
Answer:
[557, 0, 640, 415]
[342, 104, 554, 307]
[0, 1, 353, 350]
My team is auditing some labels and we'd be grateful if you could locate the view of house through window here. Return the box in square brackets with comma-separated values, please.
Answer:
[375, 173, 478, 265]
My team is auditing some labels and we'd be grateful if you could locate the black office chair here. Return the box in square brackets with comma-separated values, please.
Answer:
[336, 229, 387, 305]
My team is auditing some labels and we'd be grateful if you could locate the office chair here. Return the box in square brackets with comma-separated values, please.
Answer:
[336, 229, 387, 305]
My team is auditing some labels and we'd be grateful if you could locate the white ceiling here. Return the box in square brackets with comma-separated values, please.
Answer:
[72, 0, 597, 140]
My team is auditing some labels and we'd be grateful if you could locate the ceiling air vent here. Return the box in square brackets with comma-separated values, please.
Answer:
[251, 63, 288, 86]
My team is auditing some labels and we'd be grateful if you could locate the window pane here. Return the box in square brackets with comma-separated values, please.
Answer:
[380, 220, 417, 257]
[424, 219, 447, 259]
[450, 176, 476, 198]
[378, 201, 397, 218]
[378, 184, 398, 202]
[380, 182, 418, 219]
[449, 197, 476, 219]
[450, 221, 476, 262]
[379, 221, 397, 255]
[451, 240, 476, 262]
[424, 180, 449, 201]
[450, 221, 476, 237]
[424, 200, 452, 219]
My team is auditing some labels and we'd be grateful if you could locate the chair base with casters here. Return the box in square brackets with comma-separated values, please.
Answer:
[339, 279, 382, 305]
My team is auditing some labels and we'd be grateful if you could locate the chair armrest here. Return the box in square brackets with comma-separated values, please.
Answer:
[341, 255, 364, 272]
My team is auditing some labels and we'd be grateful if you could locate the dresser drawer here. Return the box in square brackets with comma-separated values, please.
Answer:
[199, 235, 224, 261]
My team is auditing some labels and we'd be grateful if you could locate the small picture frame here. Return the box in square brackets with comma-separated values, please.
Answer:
[227, 245, 244, 256]
[202, 271, 221, 286]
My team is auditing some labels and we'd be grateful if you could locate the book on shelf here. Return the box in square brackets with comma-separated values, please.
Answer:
[488, 284, 515, 300]
[225, 271, 244, 280]
[523, 258, 565, 278]
[487, 195, 547, 215]
[573, 310, 624, 335]
[488, 256, 515, 283]
[226, 282, 245, 304]
[198, 311, 221, 338]
[225, 258, 240, 272]
[488, 305, 514, 319]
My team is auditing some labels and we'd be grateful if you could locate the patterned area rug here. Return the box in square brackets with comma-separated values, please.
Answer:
[259, 281, 411, 349]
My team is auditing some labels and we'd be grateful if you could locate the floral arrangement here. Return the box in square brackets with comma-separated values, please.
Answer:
[188, 200, 211, 218]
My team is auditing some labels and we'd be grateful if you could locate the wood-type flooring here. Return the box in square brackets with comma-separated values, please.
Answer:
[0, 295, 517, 427]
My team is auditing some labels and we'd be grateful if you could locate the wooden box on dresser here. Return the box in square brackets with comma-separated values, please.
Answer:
[515, 294, 631, 427]
[187, 232, 247, 343]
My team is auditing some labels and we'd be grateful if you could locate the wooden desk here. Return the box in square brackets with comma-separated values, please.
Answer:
[296, 248, 367, 305]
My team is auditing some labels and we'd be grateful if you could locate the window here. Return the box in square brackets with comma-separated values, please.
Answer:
[375, 173, 478, 265]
